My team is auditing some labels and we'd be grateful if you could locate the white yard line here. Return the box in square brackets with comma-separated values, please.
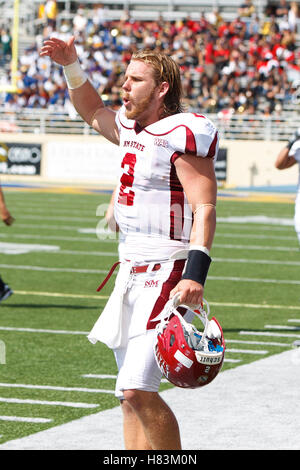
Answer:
[0, 326, 89, 335]
[264, 324, 300, 330]
[5, 290, 300, 311]
[0, 233, 107, 244]
[240, 331, 300, 339]
[0, 264, 106, 274]
[0, 398, 99, 409]
[225, 348, 268, 355]
[0, 231, 299, 249]
[210, 301, 300, 310]
[1, 264, 299, 284]
[0, 416, 52, 423]
[216, 233, 296, 241]
[0, 383, 115, 394]
[225, 339, 291, 347]
[14, 290, 105, 300]
[213, 243, 299, 252]
[213, 257, 300, 266]
[209, 276, 300, 285]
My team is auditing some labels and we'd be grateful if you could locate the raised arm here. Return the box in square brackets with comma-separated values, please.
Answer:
[40, 36, 119, 145]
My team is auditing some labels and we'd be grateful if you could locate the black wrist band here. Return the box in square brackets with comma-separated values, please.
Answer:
[181, 249, 211, 286]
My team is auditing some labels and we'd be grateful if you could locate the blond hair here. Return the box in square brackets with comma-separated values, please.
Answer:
[131, 49, 183, 116]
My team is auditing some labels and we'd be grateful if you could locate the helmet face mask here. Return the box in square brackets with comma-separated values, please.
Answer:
[154, 298, 225, 389]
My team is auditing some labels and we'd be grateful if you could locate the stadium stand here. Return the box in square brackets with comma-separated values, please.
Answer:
[0, 0, 299, 139]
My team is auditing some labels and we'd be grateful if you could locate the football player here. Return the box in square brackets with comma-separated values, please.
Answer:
[0, 179, 14, 302]
[40, 37, 219, 450]
[275, 128, 300, 244]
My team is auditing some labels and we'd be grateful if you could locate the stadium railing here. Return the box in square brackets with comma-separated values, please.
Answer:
[1, 108, 299, 140]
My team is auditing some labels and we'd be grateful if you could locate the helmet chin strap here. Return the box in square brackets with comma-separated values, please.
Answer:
[160, 293, 222, 352]
[170, 294, 211, 351]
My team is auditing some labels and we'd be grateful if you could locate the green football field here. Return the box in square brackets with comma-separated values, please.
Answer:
[0, 188, 299, 444]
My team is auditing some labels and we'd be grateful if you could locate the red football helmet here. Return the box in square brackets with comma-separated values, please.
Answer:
[154, 295, 225, 388]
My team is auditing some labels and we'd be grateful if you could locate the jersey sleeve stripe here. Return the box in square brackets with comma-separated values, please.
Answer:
[169, 163, 184, 241]
[170, 151, 183, 164]
[185, 127, 197, 154]
[206, 131, 218, 158]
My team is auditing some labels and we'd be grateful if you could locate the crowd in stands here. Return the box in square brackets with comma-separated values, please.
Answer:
[0, 0, 300, 120]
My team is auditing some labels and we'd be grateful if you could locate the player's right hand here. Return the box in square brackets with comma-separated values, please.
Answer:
[39, 36, 78, 66]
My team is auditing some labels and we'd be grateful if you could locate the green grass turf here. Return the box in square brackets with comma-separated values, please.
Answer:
[0, 189, 299, 443]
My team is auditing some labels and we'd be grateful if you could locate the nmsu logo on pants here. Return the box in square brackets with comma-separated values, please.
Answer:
[144, 280, 159, 288]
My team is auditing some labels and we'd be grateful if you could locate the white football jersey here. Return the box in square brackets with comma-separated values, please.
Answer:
[114, 106, 219, 260]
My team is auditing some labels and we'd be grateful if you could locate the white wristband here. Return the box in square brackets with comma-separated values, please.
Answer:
[189, 244, 210, 256]
[63, 60, 88, 89]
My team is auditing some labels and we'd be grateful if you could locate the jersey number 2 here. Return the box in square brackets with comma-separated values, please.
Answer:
[118, 153, 136, 206]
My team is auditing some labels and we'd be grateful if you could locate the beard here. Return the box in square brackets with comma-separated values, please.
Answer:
[124, 86, 156, 122]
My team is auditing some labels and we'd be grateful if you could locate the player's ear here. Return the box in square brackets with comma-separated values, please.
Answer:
[159, 81, 169, 99]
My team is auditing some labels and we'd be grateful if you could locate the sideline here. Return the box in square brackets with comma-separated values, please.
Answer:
[0, 349, 299, 450]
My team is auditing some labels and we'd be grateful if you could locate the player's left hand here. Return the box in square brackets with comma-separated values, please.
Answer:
[169, 279, 204, 308]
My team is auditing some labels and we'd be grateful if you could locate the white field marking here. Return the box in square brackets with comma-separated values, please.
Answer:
[81, 374, 170, 384]
[11, 291, 300, 311]
[0, 383, 115, 394]
[217, 224, 293, 232]
[0, 416, 52, 423]
[209, 276, 300, 285]
[214, 257, 300, 266]
[0, 326, 89, 335]
[0, 242, 60, 255]
[0, 231, 298, 249]
[224, 358, 241, 363]
[16, 223, 97, 232]
[12, 213, 295, 225]
[18, 215, 97, 222]
[0, 398, 99, 408]
[225, 348, 268, 355]
[216, 233, 296, 241]
[0, 233, 110, 244]
[288, 319, 300, 323]
[209, 301, 300, 310]
[57, 250, 117, 257]
[13, 206, 96, 215]
[240, 331, 300, 339]
[1, 264, 299, 285]
[82, 374, 117, 379]
[225, 339, 291, 347]
[0, 264, 106, 274]
[13, 245, 297, 268]
[14, 220, 294, 234]
[264, 325, 300, 331]
[217, 216, 294, 226]
[14, 290, 106, 300]
[213, 243, 299, 252]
